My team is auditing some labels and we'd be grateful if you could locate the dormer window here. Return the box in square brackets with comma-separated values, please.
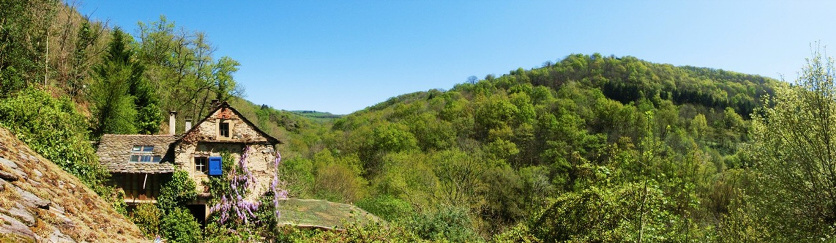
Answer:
[130, 145, 161, 163]
[219, 121, 230, 138]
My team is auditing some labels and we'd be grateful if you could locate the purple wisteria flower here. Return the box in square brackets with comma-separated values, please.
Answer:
[209, 146, 289, 227]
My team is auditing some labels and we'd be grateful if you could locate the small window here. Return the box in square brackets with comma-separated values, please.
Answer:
[195, 157, 208, 173]
[219, 122, 230, 138]
[129, 145, 158, 163]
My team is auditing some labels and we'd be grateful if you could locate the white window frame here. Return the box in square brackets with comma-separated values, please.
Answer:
[130, 145, 161, 163]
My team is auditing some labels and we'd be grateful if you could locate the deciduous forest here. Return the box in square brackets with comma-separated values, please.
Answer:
[2, 1, 836, 242]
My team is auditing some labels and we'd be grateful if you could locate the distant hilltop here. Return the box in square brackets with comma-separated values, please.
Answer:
[292, 110, 328, 114]
[289, 110, 343, 118]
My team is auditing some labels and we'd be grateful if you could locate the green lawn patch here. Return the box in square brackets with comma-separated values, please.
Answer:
[276, 198, 380, 230]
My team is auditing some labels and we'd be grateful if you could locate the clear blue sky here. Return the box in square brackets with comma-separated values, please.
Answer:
[76, 1, 836, 114]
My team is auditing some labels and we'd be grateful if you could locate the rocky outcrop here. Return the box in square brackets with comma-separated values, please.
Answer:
[0, 127, 144, 242]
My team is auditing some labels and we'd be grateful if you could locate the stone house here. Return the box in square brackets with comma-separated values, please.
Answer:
[96, 101, 280, 220]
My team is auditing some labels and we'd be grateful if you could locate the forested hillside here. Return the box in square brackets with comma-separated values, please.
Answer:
[266, 53, 789, 241]
[4, 1, 836, 242]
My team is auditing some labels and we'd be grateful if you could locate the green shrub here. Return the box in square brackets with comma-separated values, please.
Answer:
[356, 195, 414, 222]
[531, 183, 684, 242]
[160, 207, 202, 243]
[0, 88, 109, 187]
[490, 223, 540, 243]
[0, 88, 123, 214]
[280, 157, 314, 198]
[406, 205, 479, 242]
[130, 203, 162, 238]
[157, 170, 197, 214]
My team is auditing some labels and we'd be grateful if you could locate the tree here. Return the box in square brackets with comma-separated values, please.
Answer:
[90, 27, 140, 137]
[0, 0, 56, 95]
[136, 16, 244, 122]
[751, 48, 836, 240]
[212, 56, 242, 103]
[68, 20, 104, 98]
[466, 75, 478, 84]
[130, 66, 162, 135]
[531, 183, 680, 242]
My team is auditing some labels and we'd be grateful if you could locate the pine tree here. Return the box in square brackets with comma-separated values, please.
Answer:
[90, 28, 138, 137]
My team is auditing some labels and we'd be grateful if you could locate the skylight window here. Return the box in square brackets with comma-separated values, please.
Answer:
[132, 145, 154, 152]
[130, 145, 160, 163]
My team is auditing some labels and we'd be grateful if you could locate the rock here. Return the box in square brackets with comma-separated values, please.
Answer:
[49, 228, 75, 243]
[0, 157, 18, 169]
[0, 157, 26, 181]
[50, 202, 66, 215]
[52, 212, 75, 232]
[3, 203, 35, 226]
[0, 170, 19, 181]
[0, 213, 37, 241]
[15, 186, 51, 209]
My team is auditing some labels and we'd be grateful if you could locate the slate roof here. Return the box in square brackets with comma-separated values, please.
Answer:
[96, 134, 177, 174]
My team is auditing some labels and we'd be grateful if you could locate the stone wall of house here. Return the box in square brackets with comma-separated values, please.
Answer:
[240, 144, 277, 199]
[183, 107, 272, 144]
[174, 142, 276, 201]
[174, 106, 278, 202]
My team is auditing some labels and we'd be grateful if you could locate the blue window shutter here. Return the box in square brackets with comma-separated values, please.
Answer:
[208, 156, 223, 176]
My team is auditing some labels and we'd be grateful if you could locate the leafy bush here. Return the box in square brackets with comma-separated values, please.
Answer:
[157, 170, 197, 214]
[280, 157, 314, 198]
[312, 151, 367, 203]
[160, 207, 202, 243]
[355, 195, 414, 222]
[490, 223, 540, 243]
[130, 203, 162, 238]
[406, 205, 479, 242]
[0, 88, 124, 215]
[0, 88, 109, 187]
[531, 183, 683, 242]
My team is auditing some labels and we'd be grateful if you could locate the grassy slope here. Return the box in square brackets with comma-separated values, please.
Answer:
[276, 198, 380, 230]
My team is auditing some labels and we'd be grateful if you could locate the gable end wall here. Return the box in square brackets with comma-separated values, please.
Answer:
[174, 107, 277, 201]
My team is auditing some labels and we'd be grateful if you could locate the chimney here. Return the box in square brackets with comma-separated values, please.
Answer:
[185, 117, 193, 132]
[169, 111, 177, 135]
